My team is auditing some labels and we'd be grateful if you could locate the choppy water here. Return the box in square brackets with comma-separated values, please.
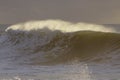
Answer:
[0, 20, 120, 80]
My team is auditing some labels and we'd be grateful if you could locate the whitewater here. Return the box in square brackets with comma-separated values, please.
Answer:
[0, 20, 120, 80]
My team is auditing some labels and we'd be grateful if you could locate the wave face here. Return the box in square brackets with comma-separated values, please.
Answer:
[0, 20, 120, 65]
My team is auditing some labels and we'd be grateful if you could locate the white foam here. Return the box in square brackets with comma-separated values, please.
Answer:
[5, 20, 116, 33]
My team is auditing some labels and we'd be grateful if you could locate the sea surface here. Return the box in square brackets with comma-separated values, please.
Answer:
[0, 20, 120, 80]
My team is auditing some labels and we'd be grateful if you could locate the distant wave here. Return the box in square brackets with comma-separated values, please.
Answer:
[0, 20, 120, 65]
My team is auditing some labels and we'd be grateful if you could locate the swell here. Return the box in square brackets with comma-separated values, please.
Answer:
[1, 30, 120, 65]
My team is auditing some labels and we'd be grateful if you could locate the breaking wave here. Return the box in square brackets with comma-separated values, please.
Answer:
[0, 20, 120, 65]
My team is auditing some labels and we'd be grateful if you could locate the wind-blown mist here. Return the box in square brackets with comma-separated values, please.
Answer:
[6, 20, 115, 32]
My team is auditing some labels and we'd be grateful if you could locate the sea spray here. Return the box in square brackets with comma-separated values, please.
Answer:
[6, 20, 116, 33]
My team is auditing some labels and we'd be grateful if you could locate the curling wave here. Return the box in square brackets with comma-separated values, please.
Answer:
[0, 20, 120, 65]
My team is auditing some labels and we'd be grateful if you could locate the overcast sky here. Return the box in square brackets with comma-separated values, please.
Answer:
[0, 0, 120, 24]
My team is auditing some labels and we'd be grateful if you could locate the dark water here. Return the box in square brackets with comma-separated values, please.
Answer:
[0, 20, 120, 80]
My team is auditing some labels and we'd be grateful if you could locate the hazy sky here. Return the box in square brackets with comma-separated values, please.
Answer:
[0, 0, 120, 24]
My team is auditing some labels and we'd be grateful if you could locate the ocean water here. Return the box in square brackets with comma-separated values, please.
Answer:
[0, 20, 120, 80]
